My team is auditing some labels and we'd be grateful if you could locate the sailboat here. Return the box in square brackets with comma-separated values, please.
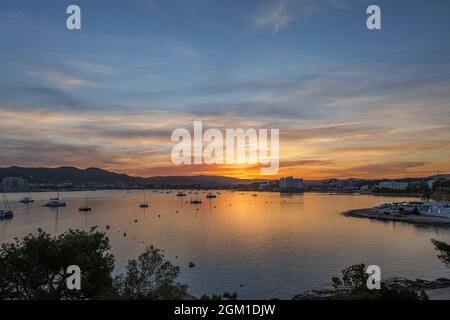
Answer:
[0, 192, 14, 219]
[78, 195, 92, 212]
[20, 191, 34, 204]
[190, 197, 202, 204]
[206, 192, 217, 199]
[44, 190, 66, 207]
[139, 191, 149, 208]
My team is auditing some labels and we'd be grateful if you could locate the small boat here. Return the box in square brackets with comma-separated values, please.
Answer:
[44, 199, 66, 207]
[44, 191, 66, 207]
[252, 194, 258, 197]
[206, 193, 217, 199]
[0, 210, 14, 219]
[78, 196, 92, 212]
[20, 194, 34, 204]
[139, 191, 149, 208]
[177, 192, 187, 197]
[1, 193, 14, 219]
[190, 199, 202, 204]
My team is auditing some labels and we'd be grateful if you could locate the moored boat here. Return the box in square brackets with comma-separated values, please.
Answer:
[139, 191, 149, 208]
[79, 195, 92, 212]
[1, 193, 14, 219]
[44, 191, 66, 207]
[19, 196, 34, 204]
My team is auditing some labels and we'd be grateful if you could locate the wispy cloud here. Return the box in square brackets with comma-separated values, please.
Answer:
[27, 70, 94, 89]
[253, 0, 294, 34]
[65, 61, 118, 76]
[253, 0, 352, 34]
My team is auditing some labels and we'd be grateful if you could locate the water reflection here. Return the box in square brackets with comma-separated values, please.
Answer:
[0, 190, 450, 299]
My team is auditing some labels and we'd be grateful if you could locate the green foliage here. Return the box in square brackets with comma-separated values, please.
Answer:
[331, 264, 427, 300]
[0, 229, 114, 300]
[200, 292, 238, 300]
[332, 264, 368, 292]
[0, 230, 188, 300]
[113, 246, 187, 300]
[431, 239, 450, 267]
[421, 192, 431, 201]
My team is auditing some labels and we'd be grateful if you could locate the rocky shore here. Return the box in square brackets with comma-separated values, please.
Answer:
[343, 208, 450, 227]
[293, 278, 450, 300]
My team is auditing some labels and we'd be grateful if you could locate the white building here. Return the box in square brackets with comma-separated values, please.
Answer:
[2, 177, 27, 192]
[336, 179, 361, 189]
[378, 181, 409, 190]
[279, 177, 304, 190]
[360, 185, 370, 192]
[419, 202, 450, 219]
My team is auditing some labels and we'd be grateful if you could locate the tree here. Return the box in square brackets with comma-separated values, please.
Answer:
[331, 264, 426, 300]
[422, 192, 431, 202]
[113, 246, 187, 300]
[332, 264, 368, 292]
[431, 239, 450, 267]
[200, 292, 238, 300]
[0, 228, 114, 299]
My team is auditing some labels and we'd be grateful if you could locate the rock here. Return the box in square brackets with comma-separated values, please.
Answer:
[292, 277, 450, 300]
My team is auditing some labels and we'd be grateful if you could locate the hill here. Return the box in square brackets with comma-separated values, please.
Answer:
[0, 166, 258, 187]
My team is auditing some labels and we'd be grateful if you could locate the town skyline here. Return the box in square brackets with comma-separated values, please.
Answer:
[0, 164, 448, 181]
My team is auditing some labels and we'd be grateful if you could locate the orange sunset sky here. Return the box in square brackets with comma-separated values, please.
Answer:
[1, 1, 449, 179]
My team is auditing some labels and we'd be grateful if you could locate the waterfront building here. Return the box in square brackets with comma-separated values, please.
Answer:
[2, 177, 27, 192]
[419, 202, 450, 219]
[279, 177, 304, 191]
[335, 179, 362, 189]
[378, 181, 409, 190]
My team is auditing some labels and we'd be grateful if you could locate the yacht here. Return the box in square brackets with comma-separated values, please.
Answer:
[139, 192, 149, 208]
[44, 191, 66, 207]
[190, 198, 202, 204]
[206, 193, 217, 199]
[0, 209, 14, 219]
[19, 192, 34, 204]
[1, 193, 14, 219]
[177, 191, 187, 197]
[78, 196, 92, 212]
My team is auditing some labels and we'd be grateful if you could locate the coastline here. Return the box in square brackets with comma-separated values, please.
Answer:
[293, 277, 450, 300]
[343, 208, 450, 228]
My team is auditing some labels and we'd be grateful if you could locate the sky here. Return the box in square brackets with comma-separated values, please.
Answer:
[0, 0, 450, 179]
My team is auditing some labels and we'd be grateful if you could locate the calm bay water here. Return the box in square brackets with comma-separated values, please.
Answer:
[1, 190, 450, 299]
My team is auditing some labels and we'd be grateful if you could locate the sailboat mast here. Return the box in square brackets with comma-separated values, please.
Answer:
[2, 192, 11, 211]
